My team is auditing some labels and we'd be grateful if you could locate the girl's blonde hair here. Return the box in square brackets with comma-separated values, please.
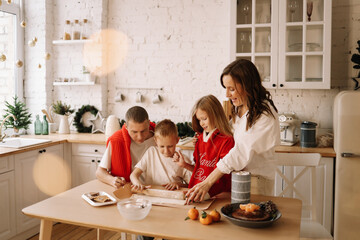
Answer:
[191, 95, 233, 137]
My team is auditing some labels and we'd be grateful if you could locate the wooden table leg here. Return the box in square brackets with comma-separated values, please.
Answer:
[97, 228, 105, 240]
[39, 219, 53, 240]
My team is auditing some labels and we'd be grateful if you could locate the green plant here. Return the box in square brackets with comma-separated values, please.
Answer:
[350, 40, 360, 90]
[51, 101, 75, 116]
[82, 66, 90, 74]
[2, 96, 32, 131]
[176, 122, 195, 138]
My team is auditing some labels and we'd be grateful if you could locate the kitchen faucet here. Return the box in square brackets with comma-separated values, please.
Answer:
[0, 114, 16, 142]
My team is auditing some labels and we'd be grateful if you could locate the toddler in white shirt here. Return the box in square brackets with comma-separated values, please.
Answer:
[130, 119, 191, 191]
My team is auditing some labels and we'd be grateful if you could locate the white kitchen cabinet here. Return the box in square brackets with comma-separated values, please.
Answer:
[14, 144, 64, 234]
[71, 143, 106, 187]
[0, 156, 16, 240]
[274, 156, 334, 233]
[231, 0, 332, 89]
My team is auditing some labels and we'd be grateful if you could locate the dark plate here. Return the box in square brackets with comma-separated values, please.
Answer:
[221, 203, 281, 228]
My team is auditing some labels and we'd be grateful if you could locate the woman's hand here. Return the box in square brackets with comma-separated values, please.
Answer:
[163, 182, 180, 191]
[112, 176, 126, 189]
[185, 180, 212, 204]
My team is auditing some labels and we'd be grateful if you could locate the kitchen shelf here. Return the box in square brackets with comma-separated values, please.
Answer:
[52, 39, 93, 45]
[53, 82, 95, 86]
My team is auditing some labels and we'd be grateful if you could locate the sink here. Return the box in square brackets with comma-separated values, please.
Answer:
[0, 138, 51, 148]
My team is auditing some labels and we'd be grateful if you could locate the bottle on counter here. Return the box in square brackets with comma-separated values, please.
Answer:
[64, 20, 71, 40]
[34, 115, 42, 135]
[81, 18, 88, 40]
[42, 115, 49, 135]
[72, 19, 81, 40]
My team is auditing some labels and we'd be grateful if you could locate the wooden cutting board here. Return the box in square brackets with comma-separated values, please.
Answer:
[113, 183, 215, 210]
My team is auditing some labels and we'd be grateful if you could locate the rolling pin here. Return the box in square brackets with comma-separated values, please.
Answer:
[131, 188, 186, 200]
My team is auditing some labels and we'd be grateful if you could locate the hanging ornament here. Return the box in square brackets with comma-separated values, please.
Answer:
[33, 37, 38, 42]
[15, 60, 23, 68]
[28, 39, 36, 47]
[20, 20, 26, 28]
[6, 0, 11, 4]
[45, 52, 51, 60]
[38, 64, 42, 69]
[0, 54, 6, 62]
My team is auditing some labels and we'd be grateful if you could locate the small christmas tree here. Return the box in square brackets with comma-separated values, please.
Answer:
[2, 96, 32, 133]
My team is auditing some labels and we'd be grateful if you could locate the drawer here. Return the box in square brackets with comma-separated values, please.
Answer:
[0, 155, 14, 173]
[72, 143, 106, 156]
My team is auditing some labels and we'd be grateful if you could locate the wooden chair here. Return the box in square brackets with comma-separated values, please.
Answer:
[274, 152, 333, 240]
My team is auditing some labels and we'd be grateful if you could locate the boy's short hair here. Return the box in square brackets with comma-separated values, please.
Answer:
[155, 119, 178, 137]
[125, 106, 149, 123]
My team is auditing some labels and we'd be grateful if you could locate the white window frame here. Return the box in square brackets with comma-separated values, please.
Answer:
[0, 1, 24, 100]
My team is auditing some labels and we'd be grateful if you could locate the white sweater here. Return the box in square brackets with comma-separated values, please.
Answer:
[217, 106, 280, 179]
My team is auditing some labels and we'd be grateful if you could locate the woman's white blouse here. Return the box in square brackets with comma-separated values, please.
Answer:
[216, 107, 280, 179]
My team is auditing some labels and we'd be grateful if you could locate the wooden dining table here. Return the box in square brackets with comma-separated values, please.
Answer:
[22, 180, 302, 240]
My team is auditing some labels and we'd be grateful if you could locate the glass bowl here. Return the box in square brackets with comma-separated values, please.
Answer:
[117, 198, 152, 221]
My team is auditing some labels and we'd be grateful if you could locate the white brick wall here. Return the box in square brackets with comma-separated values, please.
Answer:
[22, 0, 360, 133]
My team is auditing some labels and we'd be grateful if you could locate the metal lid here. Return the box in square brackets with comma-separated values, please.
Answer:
[301, 121, 317, 127]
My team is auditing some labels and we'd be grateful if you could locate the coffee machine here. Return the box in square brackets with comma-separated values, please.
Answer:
[279, 112, 299, 146]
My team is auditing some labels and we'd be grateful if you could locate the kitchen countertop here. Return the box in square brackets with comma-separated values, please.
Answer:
[0, 133, 336, 158]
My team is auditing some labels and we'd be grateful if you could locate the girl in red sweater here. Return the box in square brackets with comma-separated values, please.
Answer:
[175, 95, 234, 198]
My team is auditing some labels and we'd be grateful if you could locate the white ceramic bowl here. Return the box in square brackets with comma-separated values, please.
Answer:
[117, 198, 152, 221]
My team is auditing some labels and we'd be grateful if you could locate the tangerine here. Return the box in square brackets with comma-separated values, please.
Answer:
[186, 207, 199, 220]
[209, 209, 221, 222]
[199, 211, 213, 225]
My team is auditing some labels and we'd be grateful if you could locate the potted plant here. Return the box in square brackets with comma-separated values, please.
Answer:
[82, 65, 93, 82]
[2, 96, 32, 135]
[350, 40, 360, 90]
[51, 101, 74, 134]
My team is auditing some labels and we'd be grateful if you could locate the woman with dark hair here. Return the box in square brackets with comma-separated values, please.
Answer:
[186, 59, 280, 203]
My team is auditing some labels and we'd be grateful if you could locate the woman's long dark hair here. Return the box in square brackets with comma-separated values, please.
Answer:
[220, 59, 277, 130]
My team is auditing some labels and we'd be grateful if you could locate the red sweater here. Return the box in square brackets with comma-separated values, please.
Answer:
[107, 122, 156, 182]
[189, 129, 234, 197]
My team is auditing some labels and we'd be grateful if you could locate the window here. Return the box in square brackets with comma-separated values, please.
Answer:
[0, 0, 24, 117]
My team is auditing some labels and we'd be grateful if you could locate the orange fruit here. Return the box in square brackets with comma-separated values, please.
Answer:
[199, 211, 213, 225]
[186, 207, 199, 220]
[209, 209, 221, 222]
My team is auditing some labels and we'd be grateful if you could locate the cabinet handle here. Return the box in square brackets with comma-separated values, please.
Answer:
[280, 84, 284, 87]
[97, 160, 101, 163]
[95, 149, 98, 152]
[91, 159, 95, 162]
[43, 149, 46, 153]
[39, 150, 43, 153]
[272, 84, 276, 87]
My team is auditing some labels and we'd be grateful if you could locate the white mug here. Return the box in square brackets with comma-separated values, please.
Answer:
[152, 94, 161, 104]
[135, 91, 143, 103]
[114, 93, 124, 102]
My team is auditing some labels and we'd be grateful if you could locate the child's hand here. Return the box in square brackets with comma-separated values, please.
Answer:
[163, 182, 180, 191]
[131, 183, 150, 191]
[112, 176, 126, 189]
[172, 150, 186, 168]
[192, 133, 199, 145]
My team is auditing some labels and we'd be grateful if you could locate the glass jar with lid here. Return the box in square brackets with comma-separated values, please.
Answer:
[72, 19, 81, 40]
[81, 19, 88, 39]
[64, 20, 71, 40]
